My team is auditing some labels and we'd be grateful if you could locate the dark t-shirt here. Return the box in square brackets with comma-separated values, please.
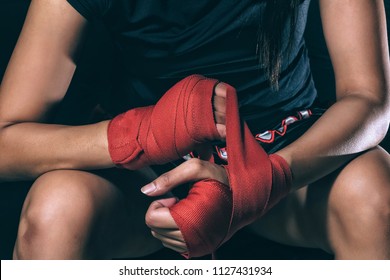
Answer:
[67, 0, 317, 131]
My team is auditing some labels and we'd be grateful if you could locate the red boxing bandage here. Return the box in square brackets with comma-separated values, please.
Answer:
[169, 83, 292, 258]
[169, 179, 233, 258]
[107, 75, 221, 169]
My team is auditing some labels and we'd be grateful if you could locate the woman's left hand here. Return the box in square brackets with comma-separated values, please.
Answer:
[142, 158, 229, 254]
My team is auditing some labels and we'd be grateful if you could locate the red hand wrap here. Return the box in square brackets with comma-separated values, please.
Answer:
[169, 179, 232, 258]
[169, 84, 292, 258]
[107, 75, 221, 169]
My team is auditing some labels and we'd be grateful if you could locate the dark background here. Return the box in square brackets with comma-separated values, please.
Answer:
[0, 0, 389, 260]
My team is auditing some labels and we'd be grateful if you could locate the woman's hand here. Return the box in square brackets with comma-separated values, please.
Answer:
[143, 158, 229, 254]
[144, 197, 187, 253]
[142, 80, 228, 255]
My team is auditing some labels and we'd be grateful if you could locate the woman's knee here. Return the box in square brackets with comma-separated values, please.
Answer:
[15, 170, 115, 259]
[23, 170, 115, 223]
[329, 147, 390, 220]
[327, 148, 390, 257]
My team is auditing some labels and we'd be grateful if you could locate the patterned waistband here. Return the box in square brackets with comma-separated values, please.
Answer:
[184, 108, 321, 164]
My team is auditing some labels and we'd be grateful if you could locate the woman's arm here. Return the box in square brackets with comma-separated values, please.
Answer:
[277, 0, 390, 189]
[0, 0, 113, 181]
[141, 0, 390, 254]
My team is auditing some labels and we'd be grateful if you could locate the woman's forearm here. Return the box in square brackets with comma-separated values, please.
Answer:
[0, 120, 113, 181]
[277, 93, 389, 189]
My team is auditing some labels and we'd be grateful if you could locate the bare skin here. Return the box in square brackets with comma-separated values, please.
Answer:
[144, 0, 390, 259]
[13, 168, 163, 259]
[0, 0, 389, 259]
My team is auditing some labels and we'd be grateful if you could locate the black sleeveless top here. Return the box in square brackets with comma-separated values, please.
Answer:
[67, 0, 317, 131]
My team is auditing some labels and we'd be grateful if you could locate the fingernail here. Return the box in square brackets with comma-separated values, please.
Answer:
[141, 183, 157, 195]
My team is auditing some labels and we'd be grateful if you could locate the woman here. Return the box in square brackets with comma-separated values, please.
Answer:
[0, 0, 389, 259]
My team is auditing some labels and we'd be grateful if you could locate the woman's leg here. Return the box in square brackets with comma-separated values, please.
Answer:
[250, 146, 390, 259]
[13, 168, 162, 259]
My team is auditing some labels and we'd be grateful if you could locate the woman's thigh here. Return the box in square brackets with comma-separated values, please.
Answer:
[249, 146, 390, 257]
[15, 167, 163, 259]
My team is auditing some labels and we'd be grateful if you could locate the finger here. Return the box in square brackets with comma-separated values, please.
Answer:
[215, 82, 228, 98]
[213, 95, 226, 114]
[149, 228, 184, 242]
[213, 83, 227, 140]
[161, 241, 187, 254]
[153, 197, 179, 208]
[216, 124, 226, 140]
[145, 199, 179, 229]
[214, 111, 226, 124]
[141, 158, 228, 196]
[151, 230, 186, 248]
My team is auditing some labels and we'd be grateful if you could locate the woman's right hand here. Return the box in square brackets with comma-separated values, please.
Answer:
[143, 158, 231, 257]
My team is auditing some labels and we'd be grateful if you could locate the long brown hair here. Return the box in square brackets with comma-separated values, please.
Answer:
[258, 0, 303, 89]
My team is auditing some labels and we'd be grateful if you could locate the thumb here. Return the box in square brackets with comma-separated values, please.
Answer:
[150, 197, 179, 209]
[145, 197, 179, 229]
